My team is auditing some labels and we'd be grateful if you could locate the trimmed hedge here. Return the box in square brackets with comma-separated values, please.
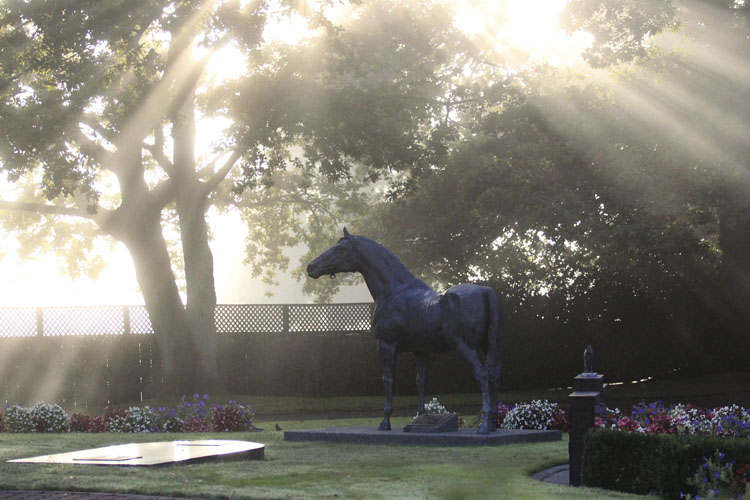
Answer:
[583, 429, 750, 499]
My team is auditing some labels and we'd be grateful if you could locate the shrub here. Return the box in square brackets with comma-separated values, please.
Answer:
[735, 463, 750, 496]
[683, 449, 750, 499]
[30, 403, 68, 432]
[4, 405, 33, 432]
[162, 416, 186, 432]
[583, 429, 665, 495]
[211, 400, 255, 432]
[176, 394, 210, 421]
[69, 413, 91, 433]
[109, 406, 156, 433]
[583, 428, 750, 500]
[127, 406, 156, 433]
[183, 415, 210, 432]
[496, 402, 513, 428]
[87, 415, 108, 433]
[500, 400, 566, 431]
[103, 406, 126, 424]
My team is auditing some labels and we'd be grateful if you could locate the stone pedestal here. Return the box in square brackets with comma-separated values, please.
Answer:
[573, 373, 606, 415]
[568, 391, 598, 487]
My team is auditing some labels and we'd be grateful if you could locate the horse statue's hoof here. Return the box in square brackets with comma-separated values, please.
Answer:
[477, 425, 492, 434]
[378, 420, 391, 431]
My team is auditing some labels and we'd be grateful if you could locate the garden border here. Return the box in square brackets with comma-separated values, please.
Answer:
[283, 426, 562, 446]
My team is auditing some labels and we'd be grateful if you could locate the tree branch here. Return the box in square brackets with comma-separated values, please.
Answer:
[202, 149, 242, 197]
[79, 115, 118, 144]
[0, 199, 105, 221]
[151, 178, 177, 210]
[144, 142, 175, 175]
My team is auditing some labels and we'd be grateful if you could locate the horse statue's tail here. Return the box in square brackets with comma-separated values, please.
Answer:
[484, 288, 503, 384]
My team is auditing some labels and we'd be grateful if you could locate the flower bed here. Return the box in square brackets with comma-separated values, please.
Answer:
[494, 399, 750, 498]
[595, 400, 750, 439]
[1, 394, 256, 433]
[578, 400, 750, 500]
[494, 399, 750, 439]
[496, 400, 568, 431]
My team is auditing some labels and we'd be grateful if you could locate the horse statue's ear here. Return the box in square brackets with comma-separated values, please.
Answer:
[343, 227, 350, 238]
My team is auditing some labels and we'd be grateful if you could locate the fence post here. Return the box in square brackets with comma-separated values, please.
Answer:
[123, 306, 131, 335]
[36, 307, 44, 337]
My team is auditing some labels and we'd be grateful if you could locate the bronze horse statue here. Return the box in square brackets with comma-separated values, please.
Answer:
[307, 228, 503, 434]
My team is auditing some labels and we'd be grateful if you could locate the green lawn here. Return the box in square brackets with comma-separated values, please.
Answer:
[0, 417, 654, 499]
[107, 371, 750, 424]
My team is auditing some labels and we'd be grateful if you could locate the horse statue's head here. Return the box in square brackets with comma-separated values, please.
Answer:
[307, 228, 359, 279]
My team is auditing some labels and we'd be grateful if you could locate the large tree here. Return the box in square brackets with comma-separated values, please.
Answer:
[0, 0, 505, 393]
[356, 0, 750, 378]
[0, 0, 287, 393]
[246, 0, 749, 382]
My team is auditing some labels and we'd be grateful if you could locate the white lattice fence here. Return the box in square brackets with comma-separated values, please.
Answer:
[43, 306, 125, 336]
[215, 305, 285, 333]
[0, 303, 374, 337]
[0, 307, 37, 337]
[288, 303, 374, 332]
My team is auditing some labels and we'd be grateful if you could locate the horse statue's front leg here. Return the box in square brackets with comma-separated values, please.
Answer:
[378, 340, 397, 431]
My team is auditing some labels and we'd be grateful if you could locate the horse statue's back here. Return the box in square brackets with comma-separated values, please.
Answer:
[308, 228, 503, 434]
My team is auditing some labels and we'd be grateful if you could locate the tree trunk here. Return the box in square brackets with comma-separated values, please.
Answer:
[103, 146, 206, 396]
[173, 90, 223, 392]
[121, 210, 202, 394]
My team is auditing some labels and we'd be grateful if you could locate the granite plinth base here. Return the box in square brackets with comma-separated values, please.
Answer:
[284, 426, 562, 446]
[8, 440, 265, 466]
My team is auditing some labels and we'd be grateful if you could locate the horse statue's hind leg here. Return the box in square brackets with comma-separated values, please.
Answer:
[488, 374, 499, 432]
[415, 352, 429, 415]
[454, 341, 493, 434]
[378, 340, 397, 431]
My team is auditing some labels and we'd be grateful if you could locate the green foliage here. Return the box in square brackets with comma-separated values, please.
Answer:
[583, 429, 750, 499]
[1, 0, 748, 393]
[560, 0, 679, 67]
[29, 402, 69, 432]
[684, 450, 750, 500]
[4, 402, 72, 433]
[210, 400, 255, 432]
[4, 404, 33, 432]
[108, 406, 157, 433]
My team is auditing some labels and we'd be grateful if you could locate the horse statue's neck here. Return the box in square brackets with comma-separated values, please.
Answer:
[352, 236, 426, 302]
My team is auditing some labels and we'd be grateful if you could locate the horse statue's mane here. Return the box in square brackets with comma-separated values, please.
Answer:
[349, 234, 422, 288]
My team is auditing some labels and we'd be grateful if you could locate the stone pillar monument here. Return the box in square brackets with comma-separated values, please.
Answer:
[568, 345, 606, 487]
